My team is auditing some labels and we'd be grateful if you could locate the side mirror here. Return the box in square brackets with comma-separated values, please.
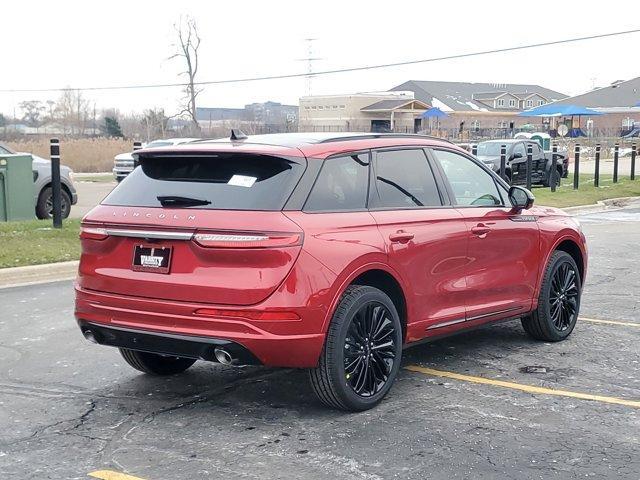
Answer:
[509, 185, 534, 211]
[512, 152, 523, 160]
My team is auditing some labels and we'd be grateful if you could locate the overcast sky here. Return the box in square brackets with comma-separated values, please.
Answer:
[2, 0, 639, 118]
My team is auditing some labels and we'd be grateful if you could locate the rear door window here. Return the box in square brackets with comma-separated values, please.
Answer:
[103, 153, 304, 211]
[370, 149, 442, 209]
[304, 153, 369, 211]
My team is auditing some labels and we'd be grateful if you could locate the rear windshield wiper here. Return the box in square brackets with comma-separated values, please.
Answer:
[156, 195, 212, 207]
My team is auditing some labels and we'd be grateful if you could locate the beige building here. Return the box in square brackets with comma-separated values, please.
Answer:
[298, 92, 430, 133]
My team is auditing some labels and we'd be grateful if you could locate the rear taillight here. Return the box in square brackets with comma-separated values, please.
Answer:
[80, 225, 108, 240]
[193, 232, 302, 248]
[194, 308, 300, 321]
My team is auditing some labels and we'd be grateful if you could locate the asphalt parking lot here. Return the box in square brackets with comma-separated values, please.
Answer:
[70, 179, 117, 219]
[1, 207, 639, 479]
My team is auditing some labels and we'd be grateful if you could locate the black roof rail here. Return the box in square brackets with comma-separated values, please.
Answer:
[317, 133, 454, 144]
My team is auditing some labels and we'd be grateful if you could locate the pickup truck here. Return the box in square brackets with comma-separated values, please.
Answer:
[476, 139, 568, 187]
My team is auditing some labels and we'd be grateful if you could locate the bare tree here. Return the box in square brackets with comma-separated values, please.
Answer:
[19, 100, 45, 127]
[142, 108, 169, 141]
[56, 89, 90, 135]
[170, 16, 202, 133]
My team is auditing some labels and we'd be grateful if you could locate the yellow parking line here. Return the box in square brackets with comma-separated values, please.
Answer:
[580, 317, 639, 328]
[405, 365, 640, 408]
[89, 471, 147, 480]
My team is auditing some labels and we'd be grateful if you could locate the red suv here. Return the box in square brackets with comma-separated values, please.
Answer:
[75, 132, 587, 411]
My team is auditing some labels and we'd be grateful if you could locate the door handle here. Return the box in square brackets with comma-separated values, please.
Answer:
[471, 224, 491, 236]
[389, 231, 414, 243]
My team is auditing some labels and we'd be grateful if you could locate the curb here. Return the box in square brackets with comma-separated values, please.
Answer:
[0, 260, 78, 289]
[563, 196, 640, 215]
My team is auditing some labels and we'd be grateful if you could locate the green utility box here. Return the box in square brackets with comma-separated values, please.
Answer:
[0, 154, 35, 221]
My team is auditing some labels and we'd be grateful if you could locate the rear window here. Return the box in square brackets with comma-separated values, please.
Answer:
[304, 153, 369, 212]
[103, 153, 304, 211]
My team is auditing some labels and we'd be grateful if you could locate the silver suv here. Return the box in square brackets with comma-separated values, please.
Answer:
[113, 138, 200, 182]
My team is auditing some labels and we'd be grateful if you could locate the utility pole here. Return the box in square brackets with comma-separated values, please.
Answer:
[297, 38, 322, 97]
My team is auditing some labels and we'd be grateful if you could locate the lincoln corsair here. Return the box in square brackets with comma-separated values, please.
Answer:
[75, 132, 587, 411]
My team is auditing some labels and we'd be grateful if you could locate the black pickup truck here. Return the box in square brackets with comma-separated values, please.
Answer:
[476, 139, 568, 187]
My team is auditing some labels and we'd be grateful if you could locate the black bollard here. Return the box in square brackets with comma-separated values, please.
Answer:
[471, 144, 478, 157]
[573, 144, 580, 190]
[526, 144, 533, 190]
[613, 143, 619, 183]
[500, 144, 507, 182]
[632, 144, 637, 181]
[594, 144, 601, 188]
[50, 139, 62, 229]
[551, 142, 558, 192]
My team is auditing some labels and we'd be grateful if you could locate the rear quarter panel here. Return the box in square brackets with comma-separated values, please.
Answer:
[283, 211, 397, 333]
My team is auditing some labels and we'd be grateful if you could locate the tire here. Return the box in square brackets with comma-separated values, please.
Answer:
[543, 169, 561, 188]
[521, 251, 581, 342]
[119, 348, 196, 375]
[36, 186, 71, 220]
[309, 285, 403, 411]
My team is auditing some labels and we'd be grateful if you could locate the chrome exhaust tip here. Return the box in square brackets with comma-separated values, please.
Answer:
[214, 347, 234, 365]
[83, 330, 98, 344]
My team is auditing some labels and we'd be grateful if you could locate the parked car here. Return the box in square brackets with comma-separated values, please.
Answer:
[76, 132, 587, 411]
[113, 138, 200, 182]
[476, 139, 569, 187]
[0, 143, 78, 219]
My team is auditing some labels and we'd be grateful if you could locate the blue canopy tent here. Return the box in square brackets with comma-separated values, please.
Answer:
[421, 107, 449, 118]
[421, 107, 448, 133]
[519, 104, 603, 137]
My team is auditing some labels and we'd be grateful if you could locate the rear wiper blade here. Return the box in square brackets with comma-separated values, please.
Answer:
[157, 195, 211, 207]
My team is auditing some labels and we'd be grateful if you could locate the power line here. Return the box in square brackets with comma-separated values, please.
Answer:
[2, 28, 639, 93]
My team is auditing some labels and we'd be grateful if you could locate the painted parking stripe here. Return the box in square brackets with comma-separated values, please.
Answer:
[89, 470, 148, 480]
[580, 317, 639, 328]
[405, 365, 640, 408]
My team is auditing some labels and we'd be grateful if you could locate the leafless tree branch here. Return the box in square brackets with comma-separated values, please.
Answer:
[170, 16, 202, 134]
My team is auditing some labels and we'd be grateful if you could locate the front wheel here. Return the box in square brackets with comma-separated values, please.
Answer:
[309, 285, 403, 411]
[522, 251, 581, 341]
[36, 186, 71, 219]
[119, 348, 196, 375]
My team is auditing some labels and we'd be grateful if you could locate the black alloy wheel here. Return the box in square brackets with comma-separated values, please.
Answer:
[309, 285, 403, 411]
[522, 250, 582, 342]
[548, 261, 579, 331]
[344, 302, 397, 397]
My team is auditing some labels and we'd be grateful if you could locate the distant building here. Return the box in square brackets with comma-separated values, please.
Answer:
[298, 92, 430, 133]
[196, 101, 298, 134]
[389, 80, 567, 138]
[549, 77, 640, 135]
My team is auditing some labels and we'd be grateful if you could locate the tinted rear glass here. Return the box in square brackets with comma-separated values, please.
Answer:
[304, 153, 369, 211]
[103, 154, 304, 210]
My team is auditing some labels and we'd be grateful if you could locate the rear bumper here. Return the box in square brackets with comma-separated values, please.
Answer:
[78, 320, 261, 365]
[74, 285, 326, 368]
